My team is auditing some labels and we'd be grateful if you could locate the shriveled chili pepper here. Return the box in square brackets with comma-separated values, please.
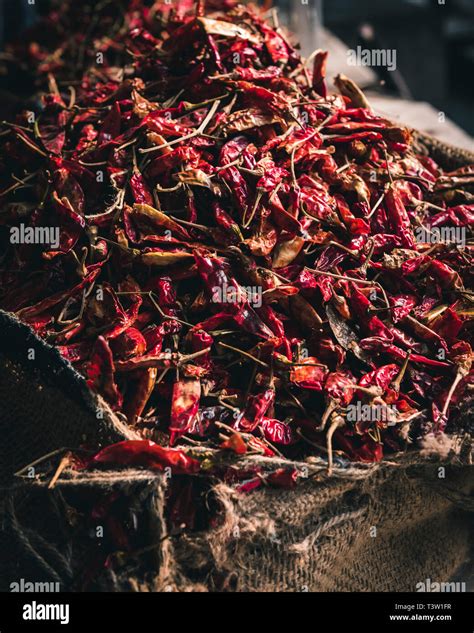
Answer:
[87, 440, 200, 475]
[384, 184, 416, 248]
[170, 378, 202, 445]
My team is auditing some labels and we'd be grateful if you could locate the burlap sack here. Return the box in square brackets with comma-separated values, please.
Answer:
[0, 311, 137, 487]
[412, 129, 474, 170]
[1, 135, 473, 593]
[2, 453, 473, 592]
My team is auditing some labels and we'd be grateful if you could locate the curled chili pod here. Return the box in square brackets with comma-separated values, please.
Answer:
[86, 336, 123, 409]
[236, 388, 275, 433]
[220, 432, 247, 454]
[110, 327, 147, 359]
[289, 358, 328, 391]
[312, 50, 328, 97]
[384, 184, 416, 249]
[169, 378, 201, 445]
[88, 440, 200, 475]
[132, 203, 191, 241]
[189, 329, 213, 354]
[429, 260, 463, 291]
[130, 170, 154, 206]
[124, 368, 158, 425]
[261, 418, 297, 445]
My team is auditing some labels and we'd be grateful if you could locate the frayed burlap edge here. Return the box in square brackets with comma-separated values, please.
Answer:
[4, 433, 472, 592]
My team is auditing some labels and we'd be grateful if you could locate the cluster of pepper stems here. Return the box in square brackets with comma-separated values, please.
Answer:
[1, 0, 473, 487]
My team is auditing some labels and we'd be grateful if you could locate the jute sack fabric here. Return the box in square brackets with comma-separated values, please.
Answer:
[0, 135, 473, 592]
[2, 454, 473, 592]
[0, 312, 137, 487]
[411, 130, 474, 171]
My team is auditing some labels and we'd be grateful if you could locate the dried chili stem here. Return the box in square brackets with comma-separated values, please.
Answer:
[315, 399, 338, 432]
[242, 188, 264, 229]
[48, 452, 73, 489]
[139, 100, 220, 154]
[441, 369, 465, 420]
[217, 342, 269, 368]
[391, 350, 412, 392]
[367, 191, 385, 219]
[326, 416, 344, 475]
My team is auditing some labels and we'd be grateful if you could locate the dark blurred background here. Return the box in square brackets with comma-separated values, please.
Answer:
[1, 0, 473, 137]
[322, 0, 474, 135]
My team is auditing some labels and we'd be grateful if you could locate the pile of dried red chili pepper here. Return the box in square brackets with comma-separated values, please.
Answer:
[1, 0, 473, 479]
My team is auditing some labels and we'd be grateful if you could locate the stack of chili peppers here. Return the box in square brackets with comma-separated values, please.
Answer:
[1, 0, 473, 478]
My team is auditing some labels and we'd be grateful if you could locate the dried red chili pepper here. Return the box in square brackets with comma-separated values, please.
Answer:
[384, 184, 416, 248]
[88, 440, 200, 475]
[170, 378, 201, 446]
[86, 336, 123, 409]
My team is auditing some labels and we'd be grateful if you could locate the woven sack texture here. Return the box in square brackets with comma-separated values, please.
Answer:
[2, 457, 473, 592]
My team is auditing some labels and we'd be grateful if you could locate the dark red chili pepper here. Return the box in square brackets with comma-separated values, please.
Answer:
[236, 388, 275, 433]
[312, 50, 328, 97]
[220, 432, 247, 454]
[384, 184, 416, 248]
[88, 440, 200, 475]
[261, 418, 297, 445]
[86, 336, 123, 409]
[169, 378, 201, 445]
